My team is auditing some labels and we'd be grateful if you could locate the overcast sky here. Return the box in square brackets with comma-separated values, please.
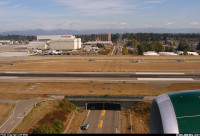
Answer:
[0, 0, 200, 32]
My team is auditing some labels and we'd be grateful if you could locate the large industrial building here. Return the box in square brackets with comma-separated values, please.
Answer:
[28, 35, 81, 50]
[94, 33, 111, 41]
[27, 41, 48, 50]
[49, 38, 81, 50]
[37, 35, 75, 41]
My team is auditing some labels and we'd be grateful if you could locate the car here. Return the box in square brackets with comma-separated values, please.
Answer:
[81, 124, 89, 130]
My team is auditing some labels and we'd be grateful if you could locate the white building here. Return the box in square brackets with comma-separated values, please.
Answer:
[37, 35, 81, 50]
[0, 40, 11, 45]
[177, 51, 184, 55]
[143, 51, 159, 56]
[187, 52, 199, 56]
[49, 38, 81, 50]
[159, 52, 177, 56]
[37, 35, 75, 41]
[27, 41, 48, 50]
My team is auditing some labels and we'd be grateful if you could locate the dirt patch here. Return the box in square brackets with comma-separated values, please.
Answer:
[130, 101, 152, 134]
[121, 110, 131, 134]
[0, 103, 16, 126]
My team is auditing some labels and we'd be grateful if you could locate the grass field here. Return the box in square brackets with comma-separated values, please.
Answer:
[0, 56, 200, 72]
[0, 103, 16, 126]
[0, 82, 199, 100]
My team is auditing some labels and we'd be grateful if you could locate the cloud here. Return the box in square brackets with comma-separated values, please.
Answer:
[190, 22, 199, 25]
[166, 22, 174, 26]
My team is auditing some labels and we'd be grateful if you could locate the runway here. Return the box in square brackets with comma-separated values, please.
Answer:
[0, 71, 199, 82]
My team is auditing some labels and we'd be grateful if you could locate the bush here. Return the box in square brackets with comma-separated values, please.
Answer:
[33, 124, 55, 134]
[33, 120, 64, 134]
[52, 120, 65, 133]
[59, 98, 76, 114]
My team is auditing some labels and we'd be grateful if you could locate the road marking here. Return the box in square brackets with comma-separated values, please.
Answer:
[101, 110, 105, 116]
[138, 78, 194, 81]
[18, 113, 21, 116]
[10, 120, 14, 124]
[2, 129, 6, 133]
[136, 72, 185, 75]
[98, 120, 103, 128]
[87, 110, 90, 117]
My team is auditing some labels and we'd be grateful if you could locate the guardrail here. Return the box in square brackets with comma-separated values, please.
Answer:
[64, 95, 146, 100]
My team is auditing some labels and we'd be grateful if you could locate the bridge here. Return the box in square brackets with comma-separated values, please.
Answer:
[63, 95, 155, 110]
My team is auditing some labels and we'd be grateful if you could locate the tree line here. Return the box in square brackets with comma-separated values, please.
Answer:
[0, 35, 36, 41]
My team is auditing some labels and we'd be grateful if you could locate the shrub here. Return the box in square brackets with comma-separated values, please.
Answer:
[59, 98, 76, 114]
[33, 124, 55, 134]
[52, 120, 65, 134]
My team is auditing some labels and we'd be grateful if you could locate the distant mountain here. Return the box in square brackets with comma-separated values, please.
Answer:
[1, 28, 200, 36]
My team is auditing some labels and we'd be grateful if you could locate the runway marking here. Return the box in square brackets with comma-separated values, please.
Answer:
[138, 78, 194, 81]
[136, 72, 185, 75]
[101, 110, 105, 116]
[98, 120, 103, 128]
[5, 72, 27, 74]
[0, 76, 18, 79]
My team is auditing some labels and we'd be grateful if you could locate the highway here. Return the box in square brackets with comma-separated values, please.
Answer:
[78, 110, 120, 134]
[112, 39, 123, 55]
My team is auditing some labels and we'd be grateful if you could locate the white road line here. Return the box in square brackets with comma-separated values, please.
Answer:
[138, 78, 194, 81]
[10, 120, 14, 125]
[18, 113, 21, 116]
[87, 110, 90, 117]
[136, 72, 185, 75]
[2, 129, 6, 133]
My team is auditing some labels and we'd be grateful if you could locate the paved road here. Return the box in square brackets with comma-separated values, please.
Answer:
[0, 98, 54, 133]
[78, 110, 120, 134]
[112, 39, 123, 55]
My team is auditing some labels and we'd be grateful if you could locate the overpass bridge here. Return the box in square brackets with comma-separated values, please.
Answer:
[63, 95, 155, 110]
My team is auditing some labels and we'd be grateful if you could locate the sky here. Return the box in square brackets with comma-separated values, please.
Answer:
[0, 0, 200, 32]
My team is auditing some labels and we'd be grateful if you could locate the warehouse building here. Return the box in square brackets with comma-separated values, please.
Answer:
[49, 38, 81, 50]
[27, 41, 48, 50]
[37, 35, 75, 41]
[35, 35, 81, 50]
